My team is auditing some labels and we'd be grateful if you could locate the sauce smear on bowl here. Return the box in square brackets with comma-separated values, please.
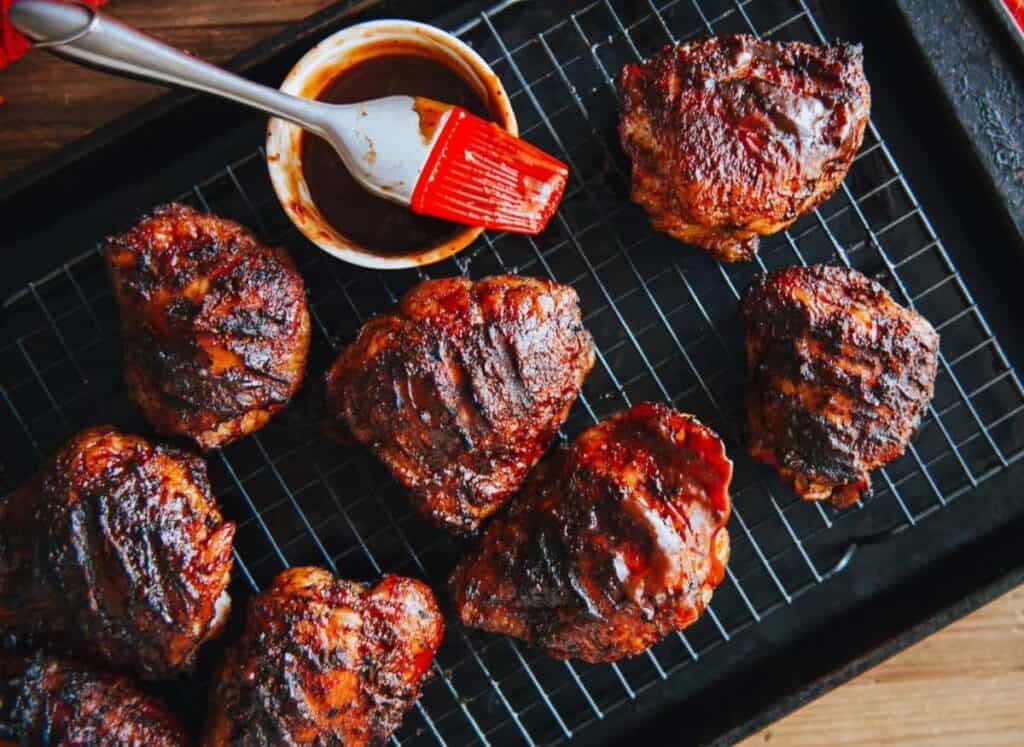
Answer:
[301, 54, 494, 256]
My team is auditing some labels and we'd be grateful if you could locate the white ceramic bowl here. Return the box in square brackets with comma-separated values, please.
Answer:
[266, 20, 517, 270]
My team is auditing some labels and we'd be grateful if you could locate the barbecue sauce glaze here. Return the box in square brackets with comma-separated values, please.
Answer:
[301, 53, 494, 255]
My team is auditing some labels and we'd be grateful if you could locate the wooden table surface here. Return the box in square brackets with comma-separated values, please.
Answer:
[2, 2, 1023, 744]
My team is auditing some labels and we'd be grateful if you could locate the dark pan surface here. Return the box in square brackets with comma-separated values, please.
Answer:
[2, 1, 1023, 744]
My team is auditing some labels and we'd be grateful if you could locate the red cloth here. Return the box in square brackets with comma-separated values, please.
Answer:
[1, 0, 106, 68]
[1004, 0, 1024, 33]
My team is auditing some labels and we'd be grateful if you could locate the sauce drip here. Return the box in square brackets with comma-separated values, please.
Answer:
[301, 54, 494, 255]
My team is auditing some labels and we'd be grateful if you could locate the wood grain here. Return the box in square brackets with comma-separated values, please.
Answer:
[740, 585, 1024, 746]
[1, 2, 1023, 744]
[0, 0, 339, 178]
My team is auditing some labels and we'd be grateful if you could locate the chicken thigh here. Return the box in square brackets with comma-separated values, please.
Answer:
[741, 264, 939, 506]
[1, 654, 188, 746]
[0, 427, 234, 678]
[450, 403, 732, 662]
[325, 275, 594, 534]
[203, 567, 443, 746]
[104, 203, 311, 450]
[619, 35, 870, 261]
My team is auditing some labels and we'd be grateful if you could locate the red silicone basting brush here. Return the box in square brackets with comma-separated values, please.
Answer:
[10, 1, 569, 235]
[410, 107, 569, 234]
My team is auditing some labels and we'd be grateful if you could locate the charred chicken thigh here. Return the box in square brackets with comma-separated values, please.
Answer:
[741, 264, 939, 506]
[619, 35, 871, 261]
[203, 567, 443, 747]
[1, 654, 188, 746]
[325, 275, 595, 534]
[450, 403, 732, 662]
[105, 203, 311, 450]
[0, 427, 235, 679]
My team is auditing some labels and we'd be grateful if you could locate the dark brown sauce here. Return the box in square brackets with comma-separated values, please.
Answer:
[301, 54, 494, 255]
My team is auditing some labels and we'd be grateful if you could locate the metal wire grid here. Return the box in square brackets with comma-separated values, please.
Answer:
[3, 0, 1024, 744]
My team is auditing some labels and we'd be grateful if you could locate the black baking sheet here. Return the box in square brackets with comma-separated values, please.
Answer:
[2, 1, 1023, 744]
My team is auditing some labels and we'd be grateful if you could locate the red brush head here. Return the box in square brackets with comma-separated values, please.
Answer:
[410, 108, 569, 235]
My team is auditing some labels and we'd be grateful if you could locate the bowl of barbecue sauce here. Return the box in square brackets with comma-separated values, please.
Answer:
[266, 20, 517, 269]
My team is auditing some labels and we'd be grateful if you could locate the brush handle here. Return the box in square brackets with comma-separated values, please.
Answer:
[9, 1, 333, 137]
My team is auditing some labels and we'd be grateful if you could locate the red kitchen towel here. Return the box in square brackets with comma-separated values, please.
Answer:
[1, 0, 106, 69]
[1004, 0, 1024, 33]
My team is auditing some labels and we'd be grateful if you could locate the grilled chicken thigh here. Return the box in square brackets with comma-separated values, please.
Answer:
[203, 567, 443, 747]
[1, 654, 187, 746]
[741, 265, 939, 506]
[325, 275, 595, 534]
[0, 427, 234, 679]
[619, 35, 871, 261]
[105, 203, 311, 450]
[450, 403, 732, 662]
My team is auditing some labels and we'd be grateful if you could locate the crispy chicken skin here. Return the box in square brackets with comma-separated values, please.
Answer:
[104, 203, 311, 450]
[202, 567, 443, 747]
[449, 403, 732, 662]
[1, 654, 188, 746]
[741, 265, 939, 506]
[619, 35, 871, 261]
[325, 275, 595, 534]
[0, 426, 235, 679]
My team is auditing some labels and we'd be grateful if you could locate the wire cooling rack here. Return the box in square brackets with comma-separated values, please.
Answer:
[3, 1, 1024, 744]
